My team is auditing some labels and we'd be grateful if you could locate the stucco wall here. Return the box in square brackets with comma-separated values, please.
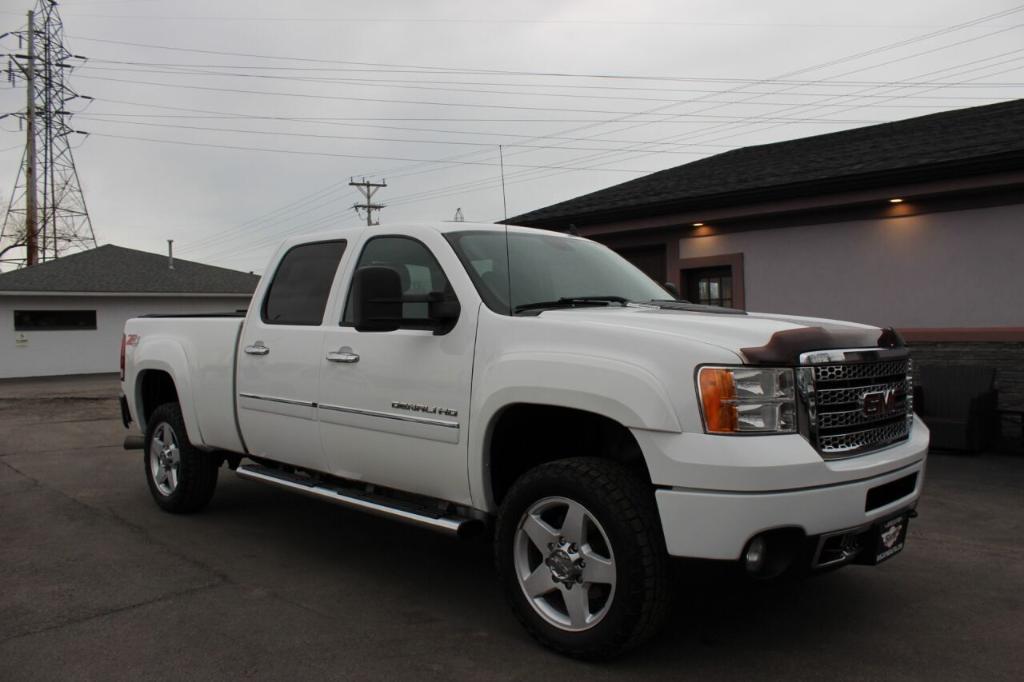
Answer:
[0, 295, 250, 379]
[678, 203, 1024, 328]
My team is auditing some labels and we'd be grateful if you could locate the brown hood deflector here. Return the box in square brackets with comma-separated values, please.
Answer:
[741, 326, 904, 365]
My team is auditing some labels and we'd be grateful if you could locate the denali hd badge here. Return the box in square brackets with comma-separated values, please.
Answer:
[391, 401, 458, 418]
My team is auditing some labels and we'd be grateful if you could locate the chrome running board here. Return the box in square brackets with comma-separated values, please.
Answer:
[236, 464, 480, 538]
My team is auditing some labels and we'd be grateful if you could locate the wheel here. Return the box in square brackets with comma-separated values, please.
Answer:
[495, 458, 671, 659]
[144, 402, 219, 513]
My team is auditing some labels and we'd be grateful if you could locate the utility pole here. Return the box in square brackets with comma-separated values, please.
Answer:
[24, 10, 38, 266]
[349, 177, 386, 226]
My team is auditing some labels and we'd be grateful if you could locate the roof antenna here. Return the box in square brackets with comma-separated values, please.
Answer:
[167, 239, 174, 270]
[568, 224, 579, 236]
[500, 145, 513, 315]
[498, 145, 508, 221]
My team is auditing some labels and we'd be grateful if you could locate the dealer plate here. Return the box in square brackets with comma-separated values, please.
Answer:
[872, 513, 910, 564]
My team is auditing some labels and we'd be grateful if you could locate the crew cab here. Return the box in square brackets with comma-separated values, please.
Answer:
[120, 222, 929, 658]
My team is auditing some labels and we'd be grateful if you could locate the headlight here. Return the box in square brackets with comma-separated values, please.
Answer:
[697, 366, 797, 434]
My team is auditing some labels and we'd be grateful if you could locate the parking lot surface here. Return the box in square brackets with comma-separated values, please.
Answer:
[1, 375, 1022, 681]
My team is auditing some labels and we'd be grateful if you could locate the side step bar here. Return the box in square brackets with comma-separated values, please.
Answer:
[236, 464, 481, 538]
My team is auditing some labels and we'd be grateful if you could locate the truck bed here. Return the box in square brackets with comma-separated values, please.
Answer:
[124, 316, 246, 452]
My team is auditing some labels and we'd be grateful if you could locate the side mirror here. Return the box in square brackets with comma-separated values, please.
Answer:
[427, 293, 461, 336]
[352, 266, 402, 332]
[663, 281, 680, 299]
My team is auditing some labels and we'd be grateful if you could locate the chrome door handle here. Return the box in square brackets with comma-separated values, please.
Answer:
[244, 342, 270, 356]
[326, 348, 359, 363]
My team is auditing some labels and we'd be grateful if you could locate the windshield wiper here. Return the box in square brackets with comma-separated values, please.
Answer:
[514, 296, 630, 314]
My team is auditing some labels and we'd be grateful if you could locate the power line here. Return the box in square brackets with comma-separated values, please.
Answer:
[63, 20, 1024, 83]
[87, 132, 656, 173]
[352, 6, 1024, 189]
[43, 13, 1017, 29]
[388, 10, 1024, 206]
[73, 116, 769, 155]
[71, 74, 892, 123]
[73, 64, 1023, 109]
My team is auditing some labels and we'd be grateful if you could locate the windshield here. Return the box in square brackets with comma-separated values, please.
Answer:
[445, 230, 671, 315]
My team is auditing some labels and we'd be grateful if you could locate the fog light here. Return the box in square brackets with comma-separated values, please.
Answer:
[745, 535, 767, 574]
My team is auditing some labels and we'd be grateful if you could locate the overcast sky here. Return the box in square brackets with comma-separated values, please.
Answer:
[1, 0, 1022, 273]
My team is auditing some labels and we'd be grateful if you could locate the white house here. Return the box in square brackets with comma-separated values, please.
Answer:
[0, 245, 259, 379]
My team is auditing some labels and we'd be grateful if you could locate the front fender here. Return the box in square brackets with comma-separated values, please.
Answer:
[468, 351, 681, 510]
[131, 337, 203, 446]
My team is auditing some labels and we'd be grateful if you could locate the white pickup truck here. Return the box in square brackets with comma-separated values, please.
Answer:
[120, 222, 928, 658]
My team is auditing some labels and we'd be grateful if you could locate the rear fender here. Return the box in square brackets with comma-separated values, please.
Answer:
[131, 337, 203, 446]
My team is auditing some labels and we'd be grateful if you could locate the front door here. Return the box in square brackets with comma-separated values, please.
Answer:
[318, 233, 477, 505]
[237, 240, 347, 472]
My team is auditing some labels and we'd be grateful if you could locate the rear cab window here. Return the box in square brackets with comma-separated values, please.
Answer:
[262, 241, 347, 325]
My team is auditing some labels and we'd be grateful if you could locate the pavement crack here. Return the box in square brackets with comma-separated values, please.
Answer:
[0, 442, 123, 458]
[0, 457, 234, 586]
[0, 582, 223, 645]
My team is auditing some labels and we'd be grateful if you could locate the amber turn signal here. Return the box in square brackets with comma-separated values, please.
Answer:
[698, 367, 738, 433]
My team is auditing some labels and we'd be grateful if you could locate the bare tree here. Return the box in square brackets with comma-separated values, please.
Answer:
[0, 213, 28, 264]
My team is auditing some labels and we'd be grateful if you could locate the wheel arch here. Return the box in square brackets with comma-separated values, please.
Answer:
[478, 401, 654, 511]
[468, 353, 681, 511]
[131, 338, 202, 444]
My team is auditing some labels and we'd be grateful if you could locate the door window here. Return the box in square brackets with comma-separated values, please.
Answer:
[261, 241, 346, 325]
[342, 236, 456, 328]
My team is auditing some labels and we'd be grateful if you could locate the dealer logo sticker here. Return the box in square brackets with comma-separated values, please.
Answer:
[881, 523, 901, 549]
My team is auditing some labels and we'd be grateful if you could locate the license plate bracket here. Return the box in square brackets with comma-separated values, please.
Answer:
[864, 512, 910, 565]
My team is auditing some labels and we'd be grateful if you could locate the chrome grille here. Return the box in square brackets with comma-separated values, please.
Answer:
[814, 359, 908, 383]
[801, 354, 912, 459]
[818, 420, 911, 455]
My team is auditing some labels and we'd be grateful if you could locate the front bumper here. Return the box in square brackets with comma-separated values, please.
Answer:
[655, 458, 925, 560]
[639, 415, 929, 561]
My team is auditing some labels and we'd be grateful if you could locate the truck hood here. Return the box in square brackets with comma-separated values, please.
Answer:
[534, 305, 899, 363]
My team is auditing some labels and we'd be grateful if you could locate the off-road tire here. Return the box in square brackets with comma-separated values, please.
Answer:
[495, 457, 671, 659]
[144, 402, 219, 513]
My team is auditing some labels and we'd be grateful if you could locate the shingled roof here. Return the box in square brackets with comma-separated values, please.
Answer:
[510, 98, 1024, 227]
[0, 244, 260, 294]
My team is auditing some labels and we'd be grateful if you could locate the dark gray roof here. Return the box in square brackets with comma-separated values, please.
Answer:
[0, 244, 260, 294]
[510, 99, 1024, 227]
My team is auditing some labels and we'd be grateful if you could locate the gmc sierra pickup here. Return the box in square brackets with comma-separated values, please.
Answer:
[120, 222, 928, 658]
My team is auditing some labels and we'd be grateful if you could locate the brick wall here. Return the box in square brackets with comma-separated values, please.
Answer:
[907, 341, 1024, 411]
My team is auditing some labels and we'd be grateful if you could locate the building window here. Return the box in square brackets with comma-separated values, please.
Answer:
[678, 253, 744, 309]
[261, 240, 347, 325]
[685, 267, 733, 307]
[14, 309, 97, 331]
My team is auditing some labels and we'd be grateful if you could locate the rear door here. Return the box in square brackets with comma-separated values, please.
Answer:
[237, 240, 347, 472]
[317, 230, 478, 505]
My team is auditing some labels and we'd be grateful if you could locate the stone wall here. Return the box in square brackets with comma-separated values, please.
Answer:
[907, 341, 1024, 412]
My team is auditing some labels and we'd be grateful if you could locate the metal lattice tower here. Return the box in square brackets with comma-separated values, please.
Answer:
[1, 1, 95, 268]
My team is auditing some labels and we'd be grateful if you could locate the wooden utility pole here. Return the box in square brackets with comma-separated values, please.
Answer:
[24, 10, 38, 266]
[349, 178, 386, 226]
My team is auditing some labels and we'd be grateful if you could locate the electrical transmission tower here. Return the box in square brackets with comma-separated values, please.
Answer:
[349, 177, 386, 226]
[0, 1, 96, 268]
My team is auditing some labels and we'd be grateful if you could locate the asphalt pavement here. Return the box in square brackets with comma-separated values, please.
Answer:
[1, 374, 1022, 681]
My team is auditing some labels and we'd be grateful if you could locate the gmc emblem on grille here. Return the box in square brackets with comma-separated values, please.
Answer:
[861, 388, 900, 417]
